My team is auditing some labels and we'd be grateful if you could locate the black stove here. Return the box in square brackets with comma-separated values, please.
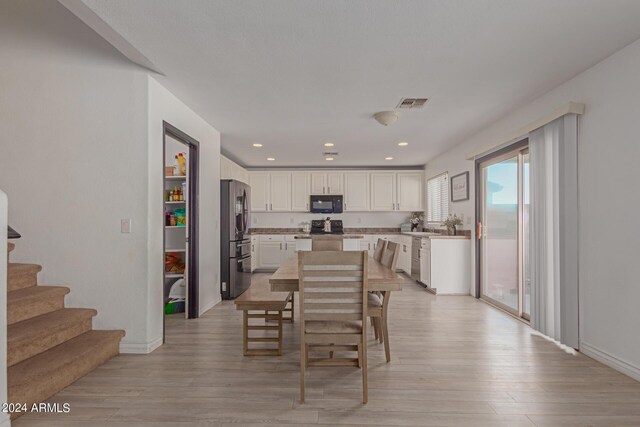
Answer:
[310, 219, 344, 234]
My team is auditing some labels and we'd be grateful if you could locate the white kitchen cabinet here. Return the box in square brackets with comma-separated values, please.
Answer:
[343, 239, 360, 251]
[310, 173, 326, 194]
[258, 242, 284, 268]
[269, 172, 291, 211]
[250, 170, 422, 213]
[344, 172, 369, 211]
[284, 241, 297, 257]
[310, 172, 343, 195]
[326, 172, 343, 194]
[291, 172, 310, 212]
[296, 238, 312, 251]
[397, 172, 423, 211]
[419, 237, 470, 295]
[249, 172, 269, 212]
[370, 172, 396, 211]
[221, 156, 249, 184]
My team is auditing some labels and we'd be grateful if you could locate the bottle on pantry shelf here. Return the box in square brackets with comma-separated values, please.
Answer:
[169, 213, 176, 226]
[181, 182, 186, 201]
[165, 210, 170, 226]
[176, 153, 186, 176]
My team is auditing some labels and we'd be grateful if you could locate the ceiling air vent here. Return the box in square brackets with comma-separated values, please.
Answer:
[396, 98, 429, 109]
[323, 152, 339, 156]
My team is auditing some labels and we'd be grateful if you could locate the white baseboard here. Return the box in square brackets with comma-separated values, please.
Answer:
[0, 412, 11, 427]
[581, 341, 640, 382]
[199, 296, 221, 316]
[119, 335, 163, 354]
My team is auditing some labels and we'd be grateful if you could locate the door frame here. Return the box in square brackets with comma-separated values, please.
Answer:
[474, 138, 529, 318]
[162, 121, 199, 324]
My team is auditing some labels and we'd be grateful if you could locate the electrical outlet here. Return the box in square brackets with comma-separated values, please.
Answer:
[357, 217, 362, 224]
[121, 218, 132, 233]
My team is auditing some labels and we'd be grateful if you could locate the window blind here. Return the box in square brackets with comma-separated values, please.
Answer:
[427, 173, 449, 223]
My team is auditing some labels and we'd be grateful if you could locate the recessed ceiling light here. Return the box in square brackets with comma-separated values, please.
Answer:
[385, 157, 394, 160]
[324, 142, 334, 147]
[398, 141, 409, 146]
[325, 157, 334, 161]
[252, 143, 263, 147]
[267, 157, 275, 161]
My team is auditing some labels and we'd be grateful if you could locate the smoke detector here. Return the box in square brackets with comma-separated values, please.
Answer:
[373, 111, 399, 126]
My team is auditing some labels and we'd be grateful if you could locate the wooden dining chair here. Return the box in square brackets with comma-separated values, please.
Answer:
[298, 250, 368, 403]
[368, 241, 398, 362]
[311, 239, 343, 251]
[372, 238, 386, 261]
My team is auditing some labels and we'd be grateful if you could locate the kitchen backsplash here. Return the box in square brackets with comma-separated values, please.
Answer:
[250, 211, 410, 228]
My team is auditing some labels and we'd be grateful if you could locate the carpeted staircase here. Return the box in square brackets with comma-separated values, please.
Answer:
[6, 241, 125, 419]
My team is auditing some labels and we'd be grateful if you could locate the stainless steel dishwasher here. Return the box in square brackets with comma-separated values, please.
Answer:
[410, 237, 421, 281]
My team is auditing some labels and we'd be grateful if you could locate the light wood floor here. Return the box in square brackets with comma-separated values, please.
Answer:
[14, 274, 640, 427]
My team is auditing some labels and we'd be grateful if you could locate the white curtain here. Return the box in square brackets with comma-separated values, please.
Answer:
[529, 114, 579, 349]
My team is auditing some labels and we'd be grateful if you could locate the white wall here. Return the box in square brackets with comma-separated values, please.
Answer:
[252, 211, 409, 229]
[147, 77, 221, 345]
[0, 192, 10, 427]
[0, 0, 222, 354]
[425, 37, 640, 378]
[0, 0, 149, 350]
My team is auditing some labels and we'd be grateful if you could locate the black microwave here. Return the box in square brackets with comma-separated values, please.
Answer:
[309, 195, 343, 213]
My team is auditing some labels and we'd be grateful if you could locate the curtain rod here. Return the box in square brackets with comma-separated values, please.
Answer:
[465, 102, 585, 160]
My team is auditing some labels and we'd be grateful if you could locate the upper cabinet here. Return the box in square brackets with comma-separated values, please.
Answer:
[269, 172, 291, 211]
[310, 172, 343, 195]
[249, 169, 422, 213]
[249, 172, 269, 212]
[344, 172, 370, 211]
[291, 172, 310, 212]
[220, 156, 249, 184]
[370, 172, 396, 211]
[396, 172, 423, 211]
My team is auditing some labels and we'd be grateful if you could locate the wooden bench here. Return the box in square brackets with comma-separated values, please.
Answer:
[234, 278, 293, 356]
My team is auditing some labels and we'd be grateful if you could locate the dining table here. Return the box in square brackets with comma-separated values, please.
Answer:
[269, 254, 404, 293]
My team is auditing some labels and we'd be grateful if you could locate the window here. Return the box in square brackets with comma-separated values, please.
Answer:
[426, 172, 449, 223]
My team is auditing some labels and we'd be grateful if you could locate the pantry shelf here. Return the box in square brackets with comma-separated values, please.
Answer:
[165, 175, 186, 180]
[165, 249, 186, 253]
[165, 273, 184, 278]
[165, 226, 186, 229]
[165, 201, 186, 204]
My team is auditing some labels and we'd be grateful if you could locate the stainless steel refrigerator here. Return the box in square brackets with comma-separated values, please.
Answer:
[220, 180, 251, 299]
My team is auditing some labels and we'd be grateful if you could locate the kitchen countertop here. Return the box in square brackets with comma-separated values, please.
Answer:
[247, 228, 470, 238]
[293, 234, 364, 240]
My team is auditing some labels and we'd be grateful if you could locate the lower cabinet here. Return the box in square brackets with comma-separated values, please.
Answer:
[419, 238, 471, 295]
[256, 235, 303, 269]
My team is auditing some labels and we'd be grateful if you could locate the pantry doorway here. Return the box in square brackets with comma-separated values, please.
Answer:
[162, 122, 199, 328]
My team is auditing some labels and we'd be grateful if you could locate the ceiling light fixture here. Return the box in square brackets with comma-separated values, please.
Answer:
[385, 157, 394, 160]
[398, 141, 409, 146]
[325, 157, 334, 161]
[267, 157, 275, 161]
[252, 143, 263, 147]
[324, 142, 334, 147]
[373, 111, 399, 126]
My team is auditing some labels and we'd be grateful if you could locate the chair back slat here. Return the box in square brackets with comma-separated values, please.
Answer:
[298, 251, 368, 324]
[380, 241, 399, 270]
[373, 238, 386, 261]
[312, 240, 343, 251]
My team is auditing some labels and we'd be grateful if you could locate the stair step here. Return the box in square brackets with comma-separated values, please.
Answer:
[8, 263, 42, 291]
[8, 286, 70, 325]
[8, 329, 125, 419]
[8, 308, 97, 366]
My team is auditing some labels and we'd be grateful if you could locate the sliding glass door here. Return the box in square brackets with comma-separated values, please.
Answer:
[478, 143, 530, 320]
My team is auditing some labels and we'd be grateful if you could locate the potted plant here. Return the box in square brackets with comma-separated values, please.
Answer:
[442, 214, 463, 236]
[409, 212, 424, 232]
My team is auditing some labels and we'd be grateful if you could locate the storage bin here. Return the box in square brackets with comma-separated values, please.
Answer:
[165, 166, 175, 176]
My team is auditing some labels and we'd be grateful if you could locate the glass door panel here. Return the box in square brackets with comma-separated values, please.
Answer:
[480, 155, 520, 313]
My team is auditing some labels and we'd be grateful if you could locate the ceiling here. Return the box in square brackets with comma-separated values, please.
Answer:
[65, 0, 640, 167]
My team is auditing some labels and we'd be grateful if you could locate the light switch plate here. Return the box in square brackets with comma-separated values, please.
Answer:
[121, 218, 132, 233]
